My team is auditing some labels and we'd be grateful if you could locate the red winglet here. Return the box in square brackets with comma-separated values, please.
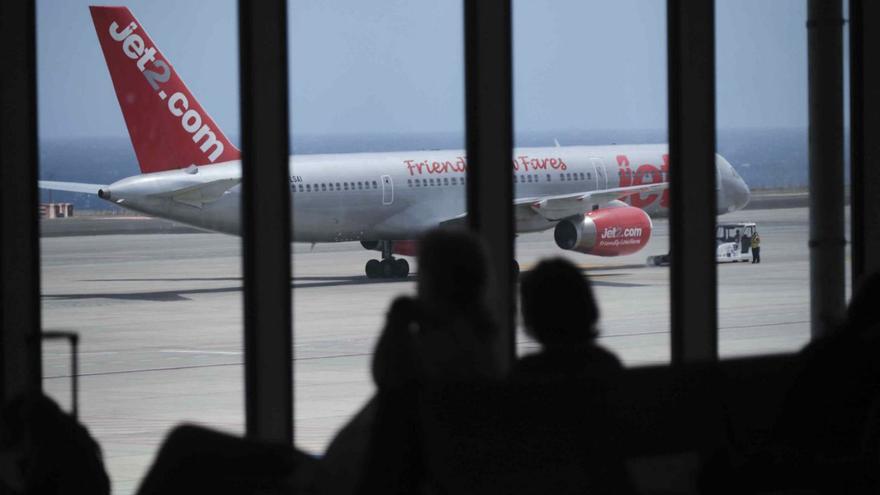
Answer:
[90, 6, 239, 174]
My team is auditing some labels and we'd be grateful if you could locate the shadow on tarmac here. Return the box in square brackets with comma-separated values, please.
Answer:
[44, 265, 648, 302]
[43, 275, 411, 302]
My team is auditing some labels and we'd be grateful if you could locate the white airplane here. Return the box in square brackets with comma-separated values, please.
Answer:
[41, 6, 751, 279]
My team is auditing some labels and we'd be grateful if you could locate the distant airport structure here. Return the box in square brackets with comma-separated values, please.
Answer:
[39, 203, 74, 219]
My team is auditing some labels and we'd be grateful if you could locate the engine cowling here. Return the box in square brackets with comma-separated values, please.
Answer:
[390, 240, 418, 257]
[554, 206, 652, 256]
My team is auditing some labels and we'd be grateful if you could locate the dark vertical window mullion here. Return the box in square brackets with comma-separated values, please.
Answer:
[849, 0, 880, 284]
[464, 0, 515, 366]
[238, 0, 293, 443]
[807, 0, 846, 337]
[667, 0, 718, 364]
[0, 0, 43, 403]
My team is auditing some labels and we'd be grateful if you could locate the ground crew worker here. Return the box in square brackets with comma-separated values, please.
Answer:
[751, 233, 761, 263]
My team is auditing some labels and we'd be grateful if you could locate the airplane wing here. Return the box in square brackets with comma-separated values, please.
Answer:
[517, 182, 668, 221]
[149, 178, 241, 208]
[39, 181, 106, 194]
[439, 181, 668, 228]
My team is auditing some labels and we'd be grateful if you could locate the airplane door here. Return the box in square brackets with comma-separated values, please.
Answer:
[591, 158, 608, 190]
[381, 175, 393, 205]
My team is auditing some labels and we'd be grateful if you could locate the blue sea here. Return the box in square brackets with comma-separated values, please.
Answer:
[39, 128, 838, 209]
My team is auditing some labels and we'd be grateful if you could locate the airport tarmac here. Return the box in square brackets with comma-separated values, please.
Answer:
[39, 205, 845, 494]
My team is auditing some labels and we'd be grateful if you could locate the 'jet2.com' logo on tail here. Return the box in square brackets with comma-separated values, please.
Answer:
[108, 20, 225, 163]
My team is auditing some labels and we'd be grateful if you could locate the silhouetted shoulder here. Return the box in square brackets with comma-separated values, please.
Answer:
[512, 343, 623, 382]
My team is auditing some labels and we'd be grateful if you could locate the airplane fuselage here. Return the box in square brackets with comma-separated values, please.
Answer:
[100, 144, 751, 242]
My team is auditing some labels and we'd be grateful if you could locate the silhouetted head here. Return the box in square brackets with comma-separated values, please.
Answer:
[416, 229, 488, 314]
[846, 271, 880, 332]
[520, 258, 599, 348]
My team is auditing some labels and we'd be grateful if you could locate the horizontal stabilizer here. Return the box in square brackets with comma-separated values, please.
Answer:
[39, 181, 106, 194]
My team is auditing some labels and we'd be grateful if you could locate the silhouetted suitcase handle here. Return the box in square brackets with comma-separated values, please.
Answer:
[41, 331, 80, 420]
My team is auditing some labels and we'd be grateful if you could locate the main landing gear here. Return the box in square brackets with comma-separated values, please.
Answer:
[365, 241, 410, 279]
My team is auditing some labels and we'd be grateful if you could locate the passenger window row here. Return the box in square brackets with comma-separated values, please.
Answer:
[292, 180, 380, 193]
[559, 172, 592, 181]
[290, 171, 606, 192]
[407, 176, 467, 188]
[513, 174, 549, 183]
[404, 172, 603, 188]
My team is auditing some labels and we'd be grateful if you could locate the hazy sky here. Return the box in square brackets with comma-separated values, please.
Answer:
[37, 0, 810, 140]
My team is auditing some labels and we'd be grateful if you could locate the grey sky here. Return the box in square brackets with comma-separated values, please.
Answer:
[37, 0, 809, 140]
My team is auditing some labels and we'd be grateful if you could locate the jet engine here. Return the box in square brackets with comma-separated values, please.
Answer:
[554, 205, 652, 256]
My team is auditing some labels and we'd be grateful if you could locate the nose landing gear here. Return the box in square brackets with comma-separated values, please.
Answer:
[365, 241, 410, 279]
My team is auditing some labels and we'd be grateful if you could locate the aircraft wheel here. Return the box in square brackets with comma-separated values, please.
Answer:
[380, 259, 395, 278]
[393, 258, 410, 278]
[365, 259, 381, 279]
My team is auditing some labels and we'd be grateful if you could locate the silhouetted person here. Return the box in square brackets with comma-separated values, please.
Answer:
[0, 394, 109, 495]
[135, 424, 304, 495]
[311, 229, 502, 495]
[739, 272, 880, 493]
[841, 270, 880, 332]
[377, 228, 503, 384]
[504, 258, 633, 494]
[514, 258, 622, 381]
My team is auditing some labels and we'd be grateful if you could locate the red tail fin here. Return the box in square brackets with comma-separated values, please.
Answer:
[89, 6, 240, 174]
